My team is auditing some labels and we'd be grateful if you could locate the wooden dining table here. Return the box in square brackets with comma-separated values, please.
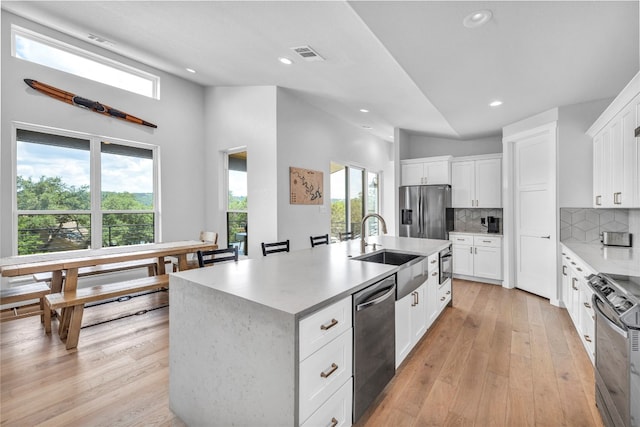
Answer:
[0, 240, 218, 293]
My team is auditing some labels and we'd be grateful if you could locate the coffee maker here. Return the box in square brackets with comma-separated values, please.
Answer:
[487, 216, 500, 233]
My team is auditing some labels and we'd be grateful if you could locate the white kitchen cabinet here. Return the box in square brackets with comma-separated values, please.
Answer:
[298, 296, 353, 425]
[451, 156, 502, 208]
[450, 233, 502, 282]
[395, 283, 426, 367]
[559, 245, 596, 364]
[400, 156, 452, 185]
[588, 72, 640, 208]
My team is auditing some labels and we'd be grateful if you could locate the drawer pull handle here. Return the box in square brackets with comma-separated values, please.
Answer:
[440, 297, 446, 301]
[431, 260, 437, 264]
[320, 319, 338, 331]
[446, 291, 451, 295]
[584, 302, 591, 309]
[330, 417, 338, 427]
[576, 267, 582, 272]
[457, 238, 465, 241]
[320, 363, 338, 378]
[482, 240, 492, 243]
[432, 272, 438, 276]
[584, 335, 592, 343]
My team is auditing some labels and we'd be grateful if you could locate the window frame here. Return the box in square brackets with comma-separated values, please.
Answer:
[330, 161, 381, 241]
[12, 121, 161, 255]
[11, 25, 160, 99]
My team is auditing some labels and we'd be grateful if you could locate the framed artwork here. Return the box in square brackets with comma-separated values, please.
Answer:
[290, 166, 323, 205]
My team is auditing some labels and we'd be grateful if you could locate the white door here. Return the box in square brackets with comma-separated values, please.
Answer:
[513, 125, 557, 299]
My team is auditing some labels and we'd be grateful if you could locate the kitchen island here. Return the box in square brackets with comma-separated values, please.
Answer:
[169, 236, 451, 426]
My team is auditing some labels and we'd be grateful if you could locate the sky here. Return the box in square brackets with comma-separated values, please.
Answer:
[17, 141, 153, 194]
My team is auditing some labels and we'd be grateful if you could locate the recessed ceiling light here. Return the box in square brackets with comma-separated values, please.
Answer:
[278, 57, 293, 65]
[489, 100, 503, 107]
[463, 10, 492, 28]
[186, 68, 196, 73]
[360, 109, 369, 113]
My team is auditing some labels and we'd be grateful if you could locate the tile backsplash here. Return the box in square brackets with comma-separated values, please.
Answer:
[453, 208, 503, 233]
[560, 208, 630, 244]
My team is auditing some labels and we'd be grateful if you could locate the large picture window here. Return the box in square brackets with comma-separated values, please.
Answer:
[330, 162, 380, 242]
[15, 126, 158, 255]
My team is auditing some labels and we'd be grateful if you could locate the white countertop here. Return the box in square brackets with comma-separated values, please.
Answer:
[561, 242, 640, 276]
[450, 231, 503, 236]
[172, 236, 450, 318]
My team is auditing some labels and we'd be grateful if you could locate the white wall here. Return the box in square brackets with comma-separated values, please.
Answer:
[276, 88, 395, 252]
[204, 86, 278, 258]
[401, 133, 503, 159]
[557, 98, 612, 207]
[1, 11, 207, 257]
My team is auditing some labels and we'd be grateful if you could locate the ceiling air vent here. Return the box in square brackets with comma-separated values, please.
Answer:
[290, 45, 324, 62]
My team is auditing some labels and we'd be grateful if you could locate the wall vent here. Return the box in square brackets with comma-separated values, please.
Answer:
[290, 45, 324, 62]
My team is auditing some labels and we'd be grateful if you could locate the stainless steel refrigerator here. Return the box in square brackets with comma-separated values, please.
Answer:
[399, 185, 453, 239]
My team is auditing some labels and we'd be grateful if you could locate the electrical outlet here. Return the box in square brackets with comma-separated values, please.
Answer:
[481, 217, 486, 225]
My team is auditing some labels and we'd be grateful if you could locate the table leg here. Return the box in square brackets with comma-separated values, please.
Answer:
[65, 305, 84, 350]
[157, 257, 167, 274]
[58, 307, 71, 339]
[50, 270, 64, 293]
[176, 254, 188, 271]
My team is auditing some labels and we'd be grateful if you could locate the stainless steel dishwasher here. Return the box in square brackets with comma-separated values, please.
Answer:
[353, 275, 396, 423]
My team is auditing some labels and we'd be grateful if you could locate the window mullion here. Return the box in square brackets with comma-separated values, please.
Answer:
[91, 138, 101, 249]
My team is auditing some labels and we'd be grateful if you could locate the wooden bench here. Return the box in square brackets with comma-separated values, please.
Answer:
[44, 274, 170, 350]
[0, 283, 51, 323]
[33, 258, 159, 287]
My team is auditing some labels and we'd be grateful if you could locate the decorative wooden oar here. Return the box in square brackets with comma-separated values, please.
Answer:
[23, 79, 157, 128]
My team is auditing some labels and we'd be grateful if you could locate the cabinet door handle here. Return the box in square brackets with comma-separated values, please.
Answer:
[469, 247, 473, 254]
[614, 192, 622, 204]
[416, 292, 419, 305]
[474, 247, 477, 254]
[320, 318, 338, 331]
[431, 259, 437, 264]
[411, 292, 417, 306]
[320, 363, 338, 378]
[432, 272, 438, 276]
[562, 265, 567, 276]
[596, 195, 602, 206]
[584, 302, 591, 309]
[330, 418, 339, 427]
[572, 278, 578, 290]
[584, 335, 592, 343]
[440, 296, 446, 301]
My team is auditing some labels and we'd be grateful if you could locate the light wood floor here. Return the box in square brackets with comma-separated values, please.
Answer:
[0, 280, 602, 426]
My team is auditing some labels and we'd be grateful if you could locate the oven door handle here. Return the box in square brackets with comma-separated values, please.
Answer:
[593, 294, 628, 338]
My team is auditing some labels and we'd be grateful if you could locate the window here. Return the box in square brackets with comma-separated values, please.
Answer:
[15, 125, 158, 255]
[11, 25, 160, 99]
[330, 162, 380, 242]
[226, 150, 248, 256]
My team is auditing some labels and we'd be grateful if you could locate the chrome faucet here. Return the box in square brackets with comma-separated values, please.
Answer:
[361, 213, 388, 254]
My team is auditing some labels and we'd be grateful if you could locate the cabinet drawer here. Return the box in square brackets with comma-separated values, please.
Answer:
[450, 234, 473, 245]
[301, 377, 352, 427]
[427, 252, 439, 273]
[299, 329, 353, 422]
[437, 279, 452, 309]
[299, 296, 352, 361]
[473, 236, 501, 247]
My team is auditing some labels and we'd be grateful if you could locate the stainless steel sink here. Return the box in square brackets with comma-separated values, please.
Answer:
[353, 250, 428, 300]
[355, 250, 421, 266]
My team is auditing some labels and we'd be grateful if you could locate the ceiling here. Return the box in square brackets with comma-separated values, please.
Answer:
[3, 1, 639, 142]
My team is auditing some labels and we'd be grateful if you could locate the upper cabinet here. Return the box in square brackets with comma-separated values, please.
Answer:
[400, 156, 452, 185]
[587, 71, 640, 208]
[451, 155, 502, 208]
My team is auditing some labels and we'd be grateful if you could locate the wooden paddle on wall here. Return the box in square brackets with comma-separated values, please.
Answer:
[24, 79, 157, 128]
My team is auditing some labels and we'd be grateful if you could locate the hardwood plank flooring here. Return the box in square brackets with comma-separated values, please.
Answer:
[1, 280, 602, 426]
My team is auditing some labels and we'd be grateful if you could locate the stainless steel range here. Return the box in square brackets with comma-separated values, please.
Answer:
[587, 273, 640, 427]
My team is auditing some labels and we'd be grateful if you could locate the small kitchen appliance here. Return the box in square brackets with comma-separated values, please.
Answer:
[601, 231, 632, 247]
[487, 216, 500, 233]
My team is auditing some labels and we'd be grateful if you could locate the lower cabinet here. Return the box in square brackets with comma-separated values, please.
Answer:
[395, 283, 427, 367]
[299, 296, 353, 426]
[450, 233, 502, 282]
[560, 245, 595, 363]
